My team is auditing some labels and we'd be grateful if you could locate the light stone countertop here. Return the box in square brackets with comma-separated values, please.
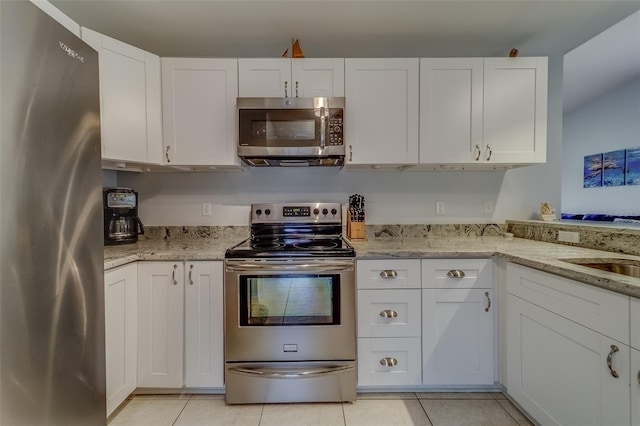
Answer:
[104, 235, 640, 299]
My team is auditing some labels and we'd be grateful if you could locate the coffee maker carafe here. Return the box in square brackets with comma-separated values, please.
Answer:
[103, 188, 144, 245]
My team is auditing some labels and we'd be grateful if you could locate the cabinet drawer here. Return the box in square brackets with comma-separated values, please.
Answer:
[357, 289, 421, 338]
[422, 258, 492, 289]
[632, 298, 640, 350]
[356, 259, 421, 289]
[357, 337, 422, 386]
[507, 263, 629, 345]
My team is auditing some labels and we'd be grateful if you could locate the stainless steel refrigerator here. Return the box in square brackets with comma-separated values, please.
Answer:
[1, 1, 106, 424]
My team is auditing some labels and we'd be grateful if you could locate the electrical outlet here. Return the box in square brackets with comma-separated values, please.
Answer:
[558, 231, 580, 243]
[484, 200, 494, 215]
[202, 203, 212, 217]
[436, 200, 446, 216]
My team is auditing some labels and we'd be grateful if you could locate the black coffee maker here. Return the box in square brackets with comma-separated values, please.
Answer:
[103, 187, 144, 245]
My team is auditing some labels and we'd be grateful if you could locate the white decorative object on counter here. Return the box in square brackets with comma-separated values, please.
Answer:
[539, 202, 555, 221]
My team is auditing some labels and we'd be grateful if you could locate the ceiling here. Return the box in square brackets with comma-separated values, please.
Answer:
[51, 0, 640, 59]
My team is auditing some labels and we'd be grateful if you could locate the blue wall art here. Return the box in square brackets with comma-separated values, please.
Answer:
[583, 153, 603, 188]
[584, 147, 640, 188]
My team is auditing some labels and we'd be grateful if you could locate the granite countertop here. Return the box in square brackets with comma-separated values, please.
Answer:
[105, 235, 640, 299]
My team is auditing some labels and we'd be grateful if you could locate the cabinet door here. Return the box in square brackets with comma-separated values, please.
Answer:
[184, 261, 224, 388]
[162, 58, 238, 166]
[104, 264, 137, 416]
[357, 289, 421, 338]
[137, 262, 184, 388]
[633, 349, 640, 426]
[483, 57, 547, 164]
[238, 58, 291, 97]
[345, 58, 419, 165]
[419, 58, 483, 164]
[81, 28, 162, 164]
[291, 58, 345, 97]
[422, 289, 494, 385]
[632, 297, 640, 350]
[507, 294, 630, 426]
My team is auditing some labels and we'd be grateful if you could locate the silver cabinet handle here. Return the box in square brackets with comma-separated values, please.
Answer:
[475, 144, 481, 161]
[349, 145, 353, 162]
[319, 106, 326, 150]
[171, 264, 178, 285]
[607, 345, 620, 378]
[379, 270, 398, 279]
[380, 357, 398, 367]
[447, 270, 465, 278]
[188, 264, 194, 285]
[484, 291, 491, 312]
[486, 145, 493, 161]
[379, 309, 398, 319]
[284, 80, 288, 97]
[165, 146, 171, 163]
[295, 81, 299, 98]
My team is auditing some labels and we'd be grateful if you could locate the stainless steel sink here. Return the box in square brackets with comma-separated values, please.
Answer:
[561, 258, 640, 278]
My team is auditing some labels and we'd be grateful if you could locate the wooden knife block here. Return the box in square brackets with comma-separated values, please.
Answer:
[346, 210, 366, 240]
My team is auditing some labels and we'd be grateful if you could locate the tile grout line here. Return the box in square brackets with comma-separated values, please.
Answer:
[495, 398, 527, 426]
[170, 394, 192, 426]
[415, 392, 435, 426]
[257, 402, 265, 426]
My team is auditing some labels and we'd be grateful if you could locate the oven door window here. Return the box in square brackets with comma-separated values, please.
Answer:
[239, 274, 340, 326]
[239, 109, 320, 147]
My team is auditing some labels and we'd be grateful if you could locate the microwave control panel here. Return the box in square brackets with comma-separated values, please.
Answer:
[329, 109, 343, 146]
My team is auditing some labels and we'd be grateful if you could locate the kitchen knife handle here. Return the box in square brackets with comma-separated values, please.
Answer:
[607, 345, 620, 378]
[379, 270, 398, 279]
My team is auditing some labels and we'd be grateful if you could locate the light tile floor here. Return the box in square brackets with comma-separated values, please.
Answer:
[109, 392, 534, 426]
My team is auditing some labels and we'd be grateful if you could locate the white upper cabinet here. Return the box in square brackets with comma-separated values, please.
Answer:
[419, 58, 484, 164]
[238, 58, 344, 98]
[81, 28, 162, 165]
[418, 57, 547, 167]
[345, 58, 419, 166]
[483, 57, 547, 164]
[161, 58, 239, 167]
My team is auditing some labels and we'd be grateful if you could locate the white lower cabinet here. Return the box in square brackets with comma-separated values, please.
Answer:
[506, 263, 631, 426]
[137, 262, 185, 388]
[104, 264, 137, 416]
[633, 348, 640, 426]
[184, 261, 224, 388]
[422, 289, 494, 385]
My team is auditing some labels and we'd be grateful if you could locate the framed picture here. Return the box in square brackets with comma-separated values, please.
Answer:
[625, 147, 640, 186]
[603, 149, 626, 187]
[583, 153, 603, 188]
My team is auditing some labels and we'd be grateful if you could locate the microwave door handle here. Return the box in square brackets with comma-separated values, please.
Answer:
[319, 107, 326, 150]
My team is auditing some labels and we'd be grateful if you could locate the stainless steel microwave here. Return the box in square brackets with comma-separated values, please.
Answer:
[237, 97, 344, 167]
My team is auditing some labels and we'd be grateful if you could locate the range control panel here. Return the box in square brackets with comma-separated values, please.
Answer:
[251, 203, 342, 224]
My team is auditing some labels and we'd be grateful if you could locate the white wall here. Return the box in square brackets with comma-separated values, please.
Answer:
[562, 77, 640, 215]
[118, 55, 564, 227]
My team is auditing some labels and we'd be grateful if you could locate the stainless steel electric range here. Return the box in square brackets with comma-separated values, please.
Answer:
[224, 202, 356, 404]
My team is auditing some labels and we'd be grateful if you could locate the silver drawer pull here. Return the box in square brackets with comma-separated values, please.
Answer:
[379, 357, 398, 367]
[379, 270, 398, 279]
[607, 345, 620, 378]
[171, 264, 178, 285]
[485, 291, 491, 312]
[379, 309, 398, 319]
[447, 270, 465, 278]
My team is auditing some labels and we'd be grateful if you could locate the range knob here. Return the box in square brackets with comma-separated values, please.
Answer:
[313, 208, 320, 215]
[331, 208, 337, 215]
[265, 209, 271, 216]
[322, 208, 328, 215]
[256, 209, 262, 216]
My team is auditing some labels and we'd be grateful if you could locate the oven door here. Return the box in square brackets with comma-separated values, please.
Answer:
[224, 258, 355, 362]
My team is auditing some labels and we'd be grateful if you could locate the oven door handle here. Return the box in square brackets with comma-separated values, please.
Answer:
[227, 364, 354, 379]
[225, 262, 353, 272]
